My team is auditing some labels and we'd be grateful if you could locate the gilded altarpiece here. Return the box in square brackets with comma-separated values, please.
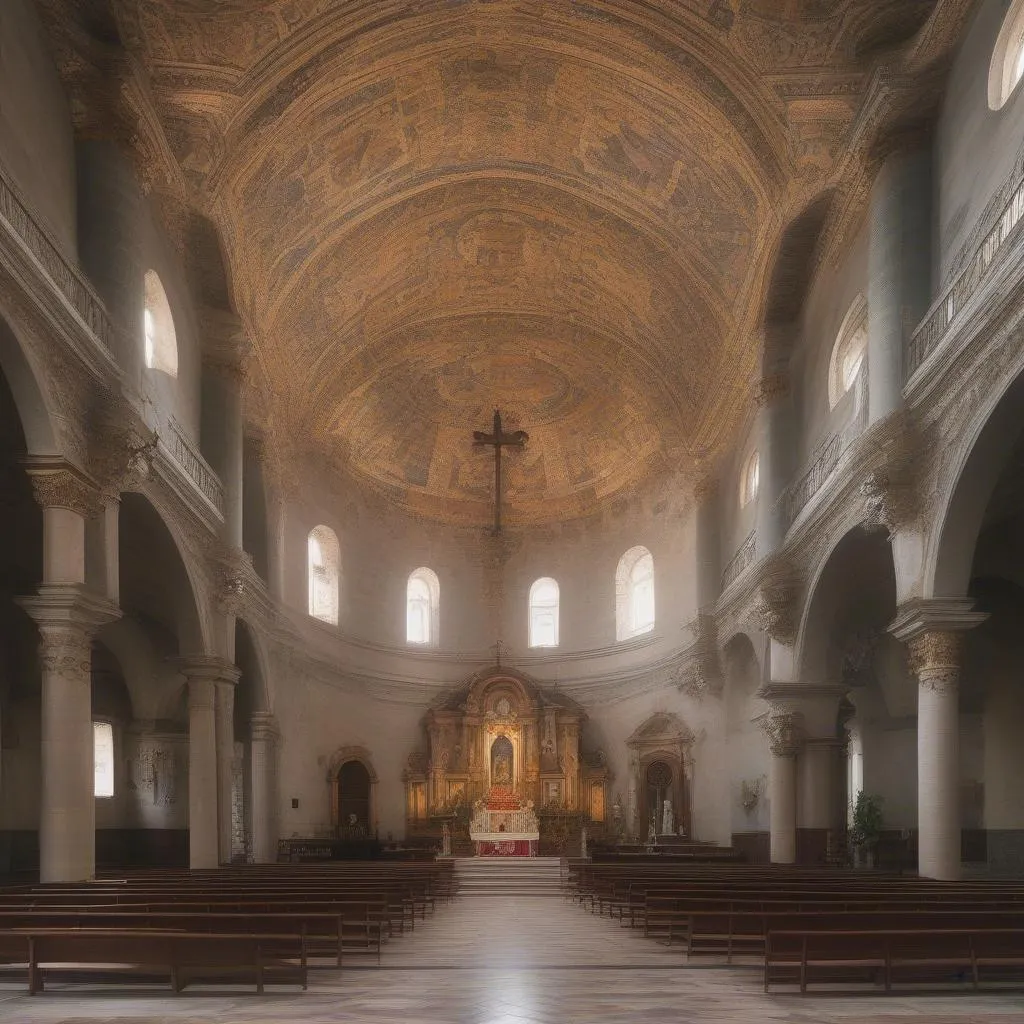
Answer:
[403, 669, 610, 839]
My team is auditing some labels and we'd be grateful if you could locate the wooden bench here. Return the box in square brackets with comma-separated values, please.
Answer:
[0, 928, 307, 994]
[765, 927, 1024, 994]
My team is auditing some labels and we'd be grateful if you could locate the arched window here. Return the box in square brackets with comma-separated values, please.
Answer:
[615, 546, 655, 641]
[406, 567, 440, 646]
[828, 295, 868, 410]
[307, 525, 339, 625]
[529, 577, 559, 648]
[989, 0, 1024, 110]
[93, 721, 114, 798]
[740, 450, 760, 507]
[143, 270, 178, 377]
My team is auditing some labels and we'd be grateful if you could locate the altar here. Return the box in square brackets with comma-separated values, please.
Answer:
[402, 667, 611, 853]
[469, 788, 540, 857]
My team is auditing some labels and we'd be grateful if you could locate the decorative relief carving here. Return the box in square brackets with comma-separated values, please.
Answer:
[753, 555, 802, 645]
[760, 710, 805, 758]
[37, 622, 92, 676]
[29, 469, 100, 517]
[131, 740, 178, 806]
[906, 631, 963, 693]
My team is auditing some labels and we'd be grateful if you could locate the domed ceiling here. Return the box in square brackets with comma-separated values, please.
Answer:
[68, 0, 944, 525]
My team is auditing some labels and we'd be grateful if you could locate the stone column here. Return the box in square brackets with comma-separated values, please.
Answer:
[754, 369, 791, 559]
[201, 308, 247, 549]
[891, 601, 986, 880]
[763, 710, 804, 864]
[250, 712, 280, 864]
[867, 144, 932, 421]
[177, 656, 236, 869]
[19, 468, 119, 882]
[215, 672, 240, 863]
[19, 588, 120, 882]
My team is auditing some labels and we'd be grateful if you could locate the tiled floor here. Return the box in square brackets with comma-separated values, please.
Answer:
[1, 865, 1024, 1023]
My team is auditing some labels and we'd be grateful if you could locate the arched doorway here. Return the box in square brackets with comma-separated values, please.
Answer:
[645, 760, 674, 834]
[337, 761, 371, 836]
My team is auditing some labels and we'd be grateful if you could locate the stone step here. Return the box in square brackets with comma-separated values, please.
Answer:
[454, 857, 565, 897]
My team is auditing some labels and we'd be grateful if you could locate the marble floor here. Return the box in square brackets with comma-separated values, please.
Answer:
[1, 867, 1024, 1023]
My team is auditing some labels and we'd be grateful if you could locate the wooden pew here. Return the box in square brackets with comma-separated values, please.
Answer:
[0, 929, 307, 995]
[764, 927, 1024, 994]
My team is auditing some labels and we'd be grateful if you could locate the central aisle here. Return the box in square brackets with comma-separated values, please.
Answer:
[3, 860, 1024, 1023]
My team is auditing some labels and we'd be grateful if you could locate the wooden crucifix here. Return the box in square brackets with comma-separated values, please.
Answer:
[473, 409, 528, 534]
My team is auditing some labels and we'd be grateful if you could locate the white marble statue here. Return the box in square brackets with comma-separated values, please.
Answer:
[661, 798, 674, 836]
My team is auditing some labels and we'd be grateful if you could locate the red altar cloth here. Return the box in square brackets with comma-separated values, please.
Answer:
[476, 839, 537, 857]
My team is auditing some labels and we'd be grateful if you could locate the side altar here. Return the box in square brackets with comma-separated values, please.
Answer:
[403, 667, 611, 855]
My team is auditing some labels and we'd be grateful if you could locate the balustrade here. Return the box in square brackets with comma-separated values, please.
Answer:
[168, 419, 226, 515]
[0, 162, 114, 351]
[721, 531, 756, 591]
[907, 175, 1024, 378]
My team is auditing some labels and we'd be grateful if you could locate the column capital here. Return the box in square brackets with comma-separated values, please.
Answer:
[25, 461, 102, 517]
[251, 711, 280, 743]
[172, 655, 241, 686]
[17, 584, 121, 674]
[890, 599, 986, 694]
[760, 708, 805, 758]
[758, 682, 846, 737]
[888, 598, 988, 644]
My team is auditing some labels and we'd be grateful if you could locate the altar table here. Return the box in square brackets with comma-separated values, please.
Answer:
[472, 832, 539, 857]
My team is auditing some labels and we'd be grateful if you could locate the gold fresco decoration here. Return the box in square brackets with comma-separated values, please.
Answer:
[40, 0, 957, 525]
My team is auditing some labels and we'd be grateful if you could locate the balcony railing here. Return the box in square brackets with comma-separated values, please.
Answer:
[721, 531, 756, 591]
[0, 161, 115, 351]
[169, 419, 225, 515]
[907, 174, 1024, 378]
[786, 433, 842, 526]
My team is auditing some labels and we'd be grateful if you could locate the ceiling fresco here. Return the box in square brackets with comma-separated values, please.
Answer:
[44, 0, 949, 525]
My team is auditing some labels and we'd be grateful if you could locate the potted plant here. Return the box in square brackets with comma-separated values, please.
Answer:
[849, 791, 884, 868]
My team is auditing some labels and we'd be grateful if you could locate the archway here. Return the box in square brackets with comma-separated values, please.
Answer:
[337, 762, 371, 835]
[626, 713, 693, 840]
[722, 632, 767, 860]
[327, 747, 378, 837]
[796, 526, 904, 867]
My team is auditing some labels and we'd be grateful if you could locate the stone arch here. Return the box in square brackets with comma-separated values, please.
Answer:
[926, 369, 1024, 600]
[235, 617, 271, 715]
[0, 313, 59, 456]
[722, 631, 763, 729]
[118, 492, 209, 656]
[326, 745, 378, 832]
[795, 525, 897, 684]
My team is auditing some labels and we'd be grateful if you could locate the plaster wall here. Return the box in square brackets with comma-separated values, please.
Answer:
[792, 217, 870, 464]
[936, 0, 1024, 287]
[137, 205, 203, 441]
[282, 458, 697, 663]
[0, 0, 77, 252]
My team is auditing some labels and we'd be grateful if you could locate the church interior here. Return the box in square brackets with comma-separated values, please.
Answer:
[2, 0, 1024, 1020]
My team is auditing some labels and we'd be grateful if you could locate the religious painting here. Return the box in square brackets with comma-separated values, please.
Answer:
[491, 735, 514, 786]
[589, 781, 605, 823]
[545, 780, 562, 806]
[446, 780, 467, 806]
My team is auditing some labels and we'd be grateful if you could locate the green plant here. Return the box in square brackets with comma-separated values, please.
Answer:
[849, 791, 884, 849]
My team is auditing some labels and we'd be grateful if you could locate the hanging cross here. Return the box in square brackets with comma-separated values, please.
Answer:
[490, 638, 510, 669]
[473, 409, 528, 534]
